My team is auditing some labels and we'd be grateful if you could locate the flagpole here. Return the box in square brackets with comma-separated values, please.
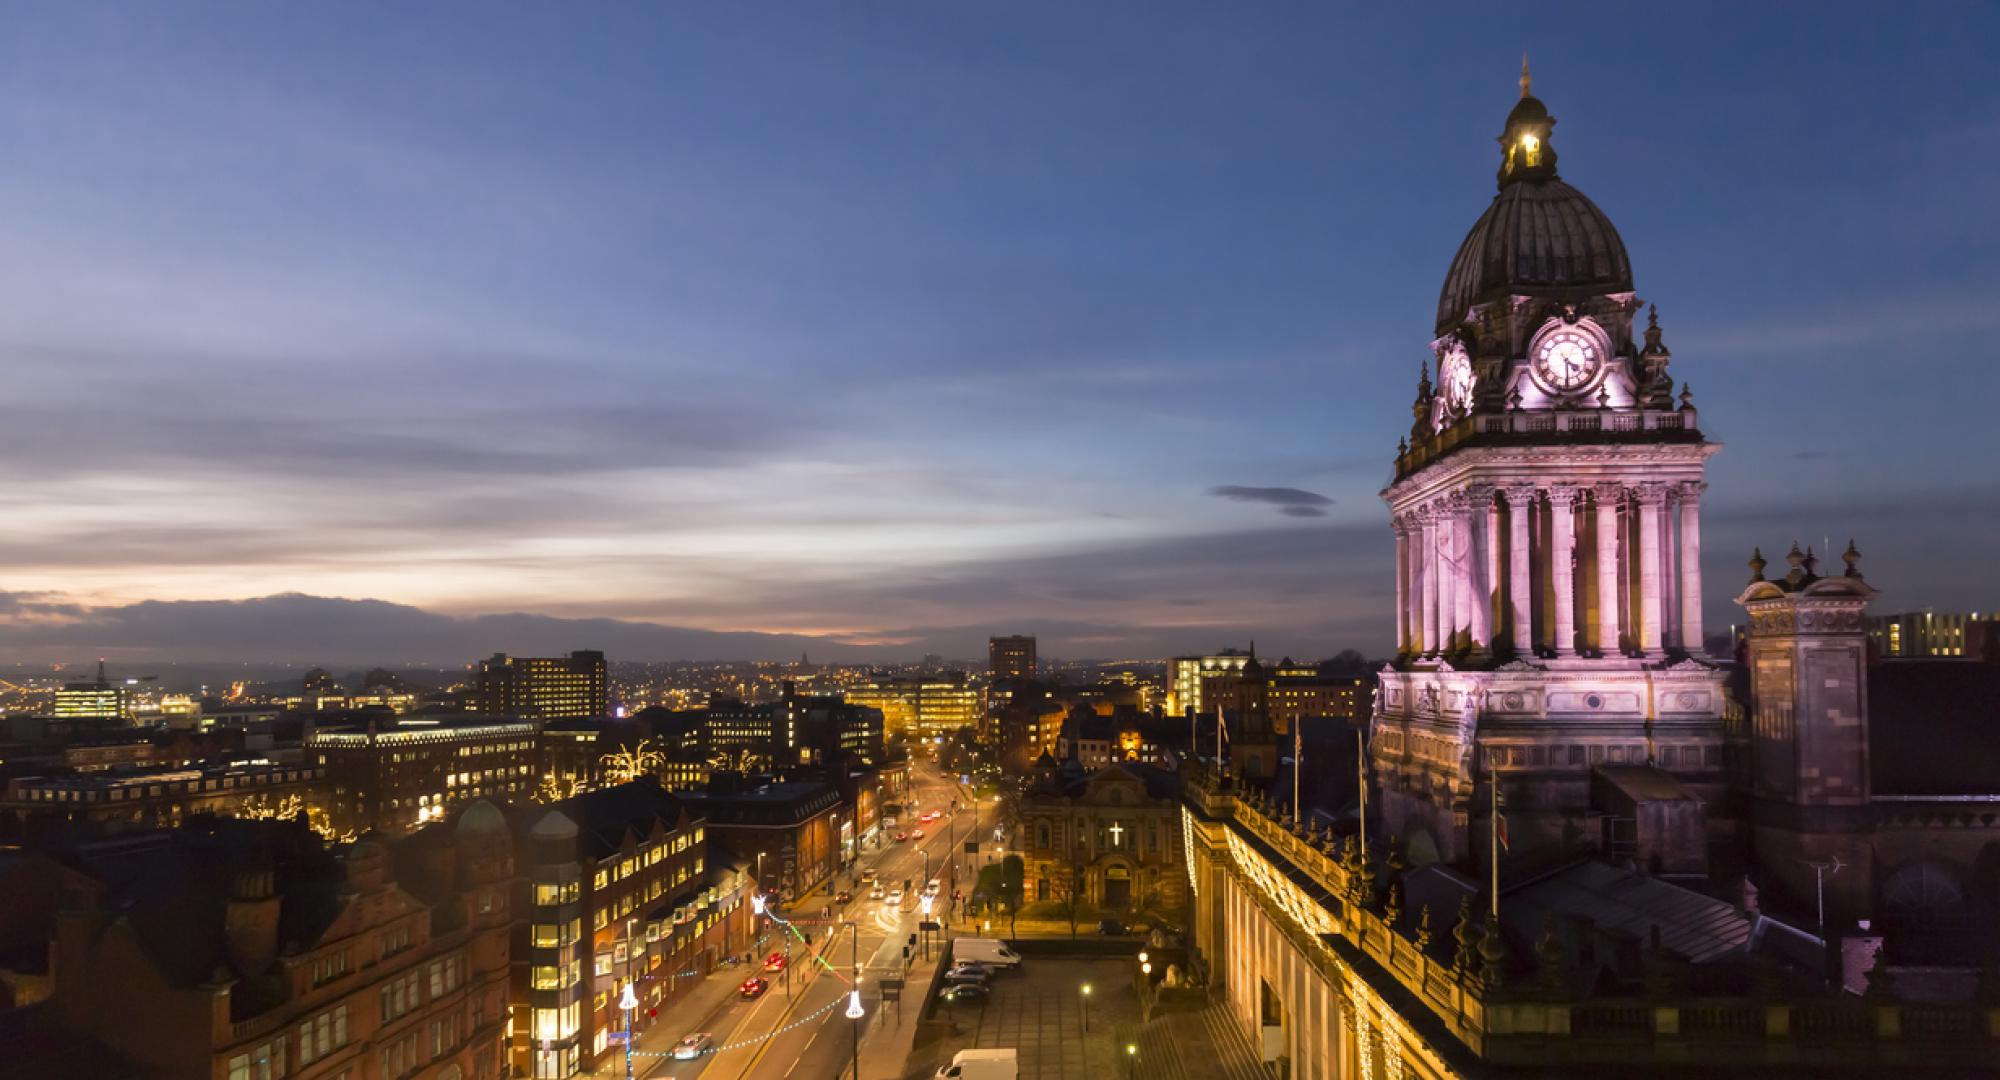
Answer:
[1490, 764, 1501, 920]
[1293, 721, 1301, 816]
[1355, 727, 1367, 862]
[1214, 702, 1224, 773]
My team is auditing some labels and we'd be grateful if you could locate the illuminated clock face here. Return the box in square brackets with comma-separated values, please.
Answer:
[1534, 329, 1600, 392]
[1435, 349, 1474, 430]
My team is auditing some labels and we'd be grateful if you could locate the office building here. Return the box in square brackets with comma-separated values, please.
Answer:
[1867, 610, 1997, 660]
[843, 675, 982, 739]
[475, 651, 608, 720]
[307, 714, 539, 836]
[1165, 649, 1253, 718]
[988, 635, 1037, 680]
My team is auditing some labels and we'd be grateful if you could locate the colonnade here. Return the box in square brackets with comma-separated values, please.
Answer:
[1392, 480, 1704, 659]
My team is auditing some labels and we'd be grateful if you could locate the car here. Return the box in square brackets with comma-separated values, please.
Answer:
[884, 889, 905, 907]
[946, 960, 990, 978]
[869, 884, 885, 900]
[672, 1033, 714, 1060]
[860, 868, 878, 884]
[835, 890, 853, 904]
[924, 878, 942, 895]
[943, 967, 989, 987]
[909, 828, 925, 840]
[739, 977, 769, 999]
[937, 983, 990, 1005]
[1097, 918, 1128, 936]
[763, 951, 787, 972]
[894, 832, 909, 842]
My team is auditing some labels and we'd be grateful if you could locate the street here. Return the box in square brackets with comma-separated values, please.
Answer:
[620, 756, 989, 1080]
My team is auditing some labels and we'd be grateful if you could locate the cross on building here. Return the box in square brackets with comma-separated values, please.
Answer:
[1107, 822, 1125, 847]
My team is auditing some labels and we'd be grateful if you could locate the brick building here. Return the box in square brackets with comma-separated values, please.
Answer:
[4, 811, 512, 1080]
[506, 779, 754, 1079]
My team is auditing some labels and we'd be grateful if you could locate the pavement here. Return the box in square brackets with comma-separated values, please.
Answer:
[600, 758, 982, 1080]
[904, 955, 1265, 1080]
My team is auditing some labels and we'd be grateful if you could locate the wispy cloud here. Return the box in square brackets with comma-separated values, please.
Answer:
[1209, 485, 1335, 518]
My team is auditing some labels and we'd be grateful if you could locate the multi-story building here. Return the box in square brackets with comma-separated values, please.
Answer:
[1166, 650, 1253, 718]
[1177, 69, 2000, 1080]
[475, 651, 608, 720]
[307, 715, 539, 836]
[1866, 610, 1997, 660]
[844, 676, 982, 740]
[0, 759, 326, 839]
[1220, 658, 1368, 736]
[676, 778, 842, 899]
[52, 681, 128, 722]
[10, 812, 513, 1080]
[507, 780, 753, 1079]
[988, 635, 1037, 680]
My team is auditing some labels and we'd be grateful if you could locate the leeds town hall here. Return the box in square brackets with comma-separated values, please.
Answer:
[1177, 68, 2000, 1078]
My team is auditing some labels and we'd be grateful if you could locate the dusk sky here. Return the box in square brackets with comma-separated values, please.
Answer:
[1, 5, 1996, 664]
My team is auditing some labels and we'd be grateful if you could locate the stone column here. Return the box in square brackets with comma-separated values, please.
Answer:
[1548, 486, 1578, 656]
[1593, 482, 1623, 657]
[1506, 487, 1534, 655]
[1451, 493, 1477, 655]
[1393, 518, 1411, 655]
[1637, 484, 1666, 655]
[1448, 504, 1464, 652]
[1419, 508, 1439, 656]
[1479, 487, 1499, 657]
[1464, 486, 1496, 652]
[1679, 482, 1705, 654]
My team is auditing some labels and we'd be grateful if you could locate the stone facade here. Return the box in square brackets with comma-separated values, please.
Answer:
[1019, 761, 1185, 914]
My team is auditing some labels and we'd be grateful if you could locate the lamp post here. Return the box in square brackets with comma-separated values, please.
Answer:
[1079, 982, 1091, 1034]
[918, 893, 935, 960]
[619, 981, 639, 1080]
[846, 922, 865, 1080]
[1125, 1042, 1137, 1080]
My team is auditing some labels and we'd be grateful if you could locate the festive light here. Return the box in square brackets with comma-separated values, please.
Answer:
[619, 982, 639, 1011]
[845, 989, 865, 1020]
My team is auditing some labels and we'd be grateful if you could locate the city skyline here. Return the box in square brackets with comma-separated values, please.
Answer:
[2, 5, 1997, 663]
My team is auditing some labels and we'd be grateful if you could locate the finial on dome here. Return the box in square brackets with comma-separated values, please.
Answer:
[1520, 53, 1532, 99]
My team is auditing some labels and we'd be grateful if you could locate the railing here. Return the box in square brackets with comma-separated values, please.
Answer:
[1182, 768, 1999, 1068]
[1398, 406, 1701, 478]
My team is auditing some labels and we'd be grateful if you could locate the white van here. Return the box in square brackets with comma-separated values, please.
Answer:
[951, 938, 1022, 969]
[934, 1048, 1017, 1080]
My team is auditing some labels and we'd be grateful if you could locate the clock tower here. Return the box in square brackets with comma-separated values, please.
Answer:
[1372, 64, 1729, 867]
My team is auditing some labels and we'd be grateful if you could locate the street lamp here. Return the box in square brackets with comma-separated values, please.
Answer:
[1079, 982, 1092, 1034]
[619, 981, 639, 1080]
[1141, 961, 1152, 976]
[1137, 950, 1149, 966]
[1125, 1043, 1138, 1080]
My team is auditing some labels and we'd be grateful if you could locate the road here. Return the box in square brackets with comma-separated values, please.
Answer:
[627, 756, 988, 1080]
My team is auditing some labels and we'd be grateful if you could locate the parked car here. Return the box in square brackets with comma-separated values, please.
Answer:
[835, 890, 853, 904]
[739, 977, 769, 999]
[937, 983, 991, 1005]
[763, 951, 788, 973]
[1097, 918, 1128, 936]
[672, 1033, 714, 1060]
[943, 966, 990, 987]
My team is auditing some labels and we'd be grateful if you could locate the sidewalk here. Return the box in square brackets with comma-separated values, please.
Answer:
[852, 935, 946, 1080]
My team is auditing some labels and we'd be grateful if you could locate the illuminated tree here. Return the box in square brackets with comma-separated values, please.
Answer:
[536, 771, 588, 803]
[601, 737, 668, 784]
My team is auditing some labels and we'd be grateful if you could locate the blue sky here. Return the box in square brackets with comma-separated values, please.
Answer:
[0, 4, 1995, 663]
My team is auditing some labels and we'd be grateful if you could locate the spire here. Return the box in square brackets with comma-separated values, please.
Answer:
[1498, 60, 1557, 188]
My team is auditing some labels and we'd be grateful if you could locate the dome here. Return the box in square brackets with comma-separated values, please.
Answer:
[1434, 178, 1632, 334]
[456, 799, 506, 837]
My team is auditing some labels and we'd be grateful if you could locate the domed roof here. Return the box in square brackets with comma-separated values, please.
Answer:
[1435, 178, 1631, 334]
[1434, 63, 1633, 335]
[456, 799, 506, 837]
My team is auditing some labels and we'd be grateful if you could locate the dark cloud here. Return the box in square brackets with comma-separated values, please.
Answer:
[1209, 486, 1335, 518]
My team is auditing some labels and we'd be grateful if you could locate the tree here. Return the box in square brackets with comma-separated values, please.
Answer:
[601, 737, 667, 784]
[535, 771, 587, 804]
[1050, 858, 1089, 939]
